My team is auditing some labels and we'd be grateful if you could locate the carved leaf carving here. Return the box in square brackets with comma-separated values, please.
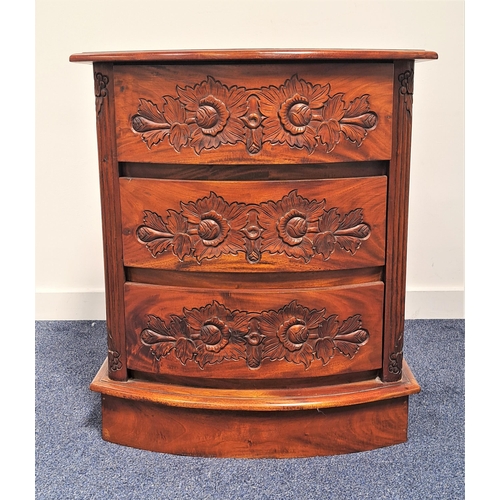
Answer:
[136, 211, 173, 257]
[136, 191, 372, 263]
[141, 315, 177, 361]
[312, 232, 335, 260]
[174, 337, 197, 365]
[142, 210, 170, 233]
[130, 75, 378, 155]
[337, 314, 362, 335]
[318, 120, 341, 153]
[317, 93, 345, 152]
[131, 99, 170, 149]
[140, 301, 370, 370]
[314, 314, 339, 365]
[334, 315, 369, 359]
[340, 124, 367, 147]
[340, 95, 378, 147]
[340, 211, 367, 232]
[318, 314, 340, 338]
[165, 210, 188, 233]
[137, 98, 167, 124]
[171, 233, 192, 261]
[314, 338, 336, 365]
[168, 123, 191, 152]
[323, 93, 346, 121]
[162, 95, 186, 124]
[345, 95, 371, 118]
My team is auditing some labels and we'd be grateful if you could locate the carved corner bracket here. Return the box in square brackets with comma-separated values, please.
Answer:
[94, 72, 109, 116]
[398, 69, 414, 115]
[107, 349, 122, 371]
[388, 332, 404, 377]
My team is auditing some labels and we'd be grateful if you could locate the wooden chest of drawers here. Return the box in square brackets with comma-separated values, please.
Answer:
[70, 49, 437, 457]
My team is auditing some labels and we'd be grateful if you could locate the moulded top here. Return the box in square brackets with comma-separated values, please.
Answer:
[69, 48, 438, 63]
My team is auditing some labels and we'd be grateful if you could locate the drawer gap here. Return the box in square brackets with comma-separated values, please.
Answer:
[119, 161, 388, 180]
[125, 267, 384, 289]
[127, 369, 381, 390]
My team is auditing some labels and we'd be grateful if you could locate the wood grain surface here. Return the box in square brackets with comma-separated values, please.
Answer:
[383, 61, 414, 382]
[71, 49, 435, 456]
[92, 358, 420, 457]
[120, 177, 387, 272]
[100, 395, 410, 457]
[70, 48, 438, 63]
[113, 63, 394, 163]
[93, 63, 128, 381]
[124, 281, 384, 380]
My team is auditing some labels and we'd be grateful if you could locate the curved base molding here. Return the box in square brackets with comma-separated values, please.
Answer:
[91, 360, 420, 458]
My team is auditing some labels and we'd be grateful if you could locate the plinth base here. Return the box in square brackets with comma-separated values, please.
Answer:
[91, 360, 420, 458]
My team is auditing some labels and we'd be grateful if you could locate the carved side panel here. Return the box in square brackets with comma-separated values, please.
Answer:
[93, 63, 127, 381]
[382, 61, 415, 382]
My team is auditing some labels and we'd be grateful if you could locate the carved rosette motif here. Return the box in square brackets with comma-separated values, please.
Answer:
[140, 301, 369, 370]
[131, 75, 378, 155]
[136, 190, 371, 264]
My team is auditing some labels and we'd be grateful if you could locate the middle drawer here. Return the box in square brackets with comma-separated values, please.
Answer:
[120, 177, 387, 273]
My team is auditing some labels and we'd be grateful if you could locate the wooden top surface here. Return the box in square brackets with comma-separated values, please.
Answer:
[70, 48, 438, 63]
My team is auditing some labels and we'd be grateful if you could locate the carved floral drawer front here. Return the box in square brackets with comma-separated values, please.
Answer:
[120, 177, 387, 272]
[113, 63, 393, 164]
[124, 281, 383, 380]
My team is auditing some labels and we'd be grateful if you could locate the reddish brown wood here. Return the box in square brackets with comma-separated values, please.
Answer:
[119, 161, 388, 180]
[72, 49, 435, 457]
[102, 396, 408, 458]
[113, 63, 394, 164]
[124, 281, 384, 380]
[382, 61, 415, 382]
[93, 63, 127, 381]
[120, 177, 387, 273]
[70, 48, 438, 63]
[92, 359, 419, 457]
[92, 358, 420, 410]
[100, 396, 409, 458]
[125, 266, 384, 289]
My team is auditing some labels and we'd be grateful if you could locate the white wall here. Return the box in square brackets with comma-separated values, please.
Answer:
[35, 0, 464, 319]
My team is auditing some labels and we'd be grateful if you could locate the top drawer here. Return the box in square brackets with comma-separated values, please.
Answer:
[114, 62, 394, 164]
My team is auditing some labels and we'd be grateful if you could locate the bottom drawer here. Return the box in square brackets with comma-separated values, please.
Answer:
[124, 281, 384, 381]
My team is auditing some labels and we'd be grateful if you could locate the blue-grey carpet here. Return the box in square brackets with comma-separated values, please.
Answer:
[35, 319, 464, 499]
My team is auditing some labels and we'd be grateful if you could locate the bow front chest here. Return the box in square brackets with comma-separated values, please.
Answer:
[70, 49, 437, 457]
